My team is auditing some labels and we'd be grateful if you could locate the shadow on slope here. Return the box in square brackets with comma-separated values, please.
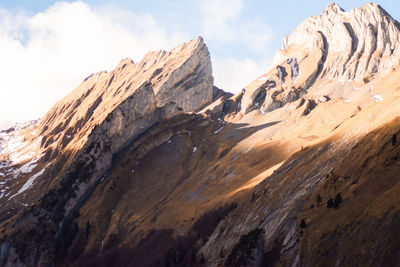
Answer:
[54, 116, 284, 266]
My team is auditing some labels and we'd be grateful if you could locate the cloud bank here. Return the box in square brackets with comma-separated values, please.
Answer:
[0, 1, 183, 128]
[0, 0, 275, 127]
[199, 0, 275, 92]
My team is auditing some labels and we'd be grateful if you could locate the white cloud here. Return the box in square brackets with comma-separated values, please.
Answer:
[0, 0, 277, 128]
[0, 1, 184, 128]
[212, 57, 271, 93]
[200, 0, 275, 53]
[199, 0, 275, 92]
[201, 0, 242, 41]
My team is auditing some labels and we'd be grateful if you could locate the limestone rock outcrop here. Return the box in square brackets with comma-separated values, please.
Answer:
[38, 36, 212, 155]
[0, 37, 213, 266]
[234, 3, 400, 116]
[275, 2, 400, 82]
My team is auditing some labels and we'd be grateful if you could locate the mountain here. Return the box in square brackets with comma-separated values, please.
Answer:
[1, 3, 400, 266]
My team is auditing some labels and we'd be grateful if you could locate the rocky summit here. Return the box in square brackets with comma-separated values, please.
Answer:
[1, 3, 400, 267]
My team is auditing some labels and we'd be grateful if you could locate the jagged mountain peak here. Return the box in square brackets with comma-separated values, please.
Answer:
[275, 1, 400, 81]
[322, 2, 389, 16]
[36, 35, 212, 153]
[323, 2, 345, 14]
[114, 57, 134, 71]
[0, 36, 213, 244]
[232, 3, 400, 117]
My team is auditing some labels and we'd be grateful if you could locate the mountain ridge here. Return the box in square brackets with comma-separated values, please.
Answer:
[1, 2, 400, 266]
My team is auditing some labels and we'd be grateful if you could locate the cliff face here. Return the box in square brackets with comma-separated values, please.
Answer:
[276, 3, 400, 81]
[237, 2, 400, 116]
[2, 3, 400, 267]
[0, 37, 213, 266]
[198, 3, 400, 266]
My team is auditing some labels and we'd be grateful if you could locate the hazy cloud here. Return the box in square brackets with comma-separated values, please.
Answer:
[0, 0, 276, 127]
[0, 1, 183, 127]
[199, 0, 275, 92]
[212, 57, 270, 92]
[201, 0, 242, 41]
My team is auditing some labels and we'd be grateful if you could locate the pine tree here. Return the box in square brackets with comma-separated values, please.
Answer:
[334, 193, 342, 208]
[299, 219, 307, 229]
[327, 198, 334, 208]
[316, 194, 322, 206]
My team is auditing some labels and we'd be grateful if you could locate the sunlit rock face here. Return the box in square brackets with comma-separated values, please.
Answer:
[0, 36, 213, 266]
[237, 3, 400, 116]
[276, 2, 400, 82]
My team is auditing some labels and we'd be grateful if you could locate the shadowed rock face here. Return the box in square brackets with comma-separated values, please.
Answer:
[2, 3, 400, 267]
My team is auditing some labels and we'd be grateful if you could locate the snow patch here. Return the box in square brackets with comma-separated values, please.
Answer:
[2, 134, 42, 165]
[17, 168, 46, 194]
[9, 164, 50, 200]
[0, 188, 6, 199]
[258, 76, 268, 81]
[344, 99, 352, 103]
[19, 159, 38, 174]
[373, 94, 384, 102]
[192, 147, 197, 153]
[287, 58, 299, 77]
[5, 136, 25, 153]
[214, 126, 224, 134]
[277, 66, 285, 85]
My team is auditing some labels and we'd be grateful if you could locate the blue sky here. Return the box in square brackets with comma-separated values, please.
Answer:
[0, 1, 399, 126]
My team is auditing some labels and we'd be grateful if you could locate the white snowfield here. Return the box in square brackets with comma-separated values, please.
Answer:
[3, 135, 42, 165]
[8, 163, 51, 200]
[16, 167, 47, 195]
[0, 120, 42, 166]
[0, 119, 44, 200]
[18, 158, 38, 174]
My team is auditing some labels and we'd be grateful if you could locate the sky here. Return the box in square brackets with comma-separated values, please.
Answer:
[0, 1, 399, 127]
